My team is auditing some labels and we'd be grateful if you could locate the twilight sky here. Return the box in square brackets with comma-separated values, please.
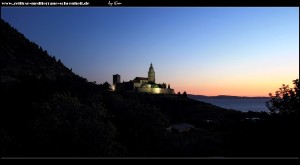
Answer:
[1, 7, 299, 96]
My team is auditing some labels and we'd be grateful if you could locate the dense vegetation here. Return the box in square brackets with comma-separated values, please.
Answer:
[266, 79, 299, 115]
[1, 19, 298, 157]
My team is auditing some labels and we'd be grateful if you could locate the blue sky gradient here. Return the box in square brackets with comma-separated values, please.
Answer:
[1, 7, 299, 96]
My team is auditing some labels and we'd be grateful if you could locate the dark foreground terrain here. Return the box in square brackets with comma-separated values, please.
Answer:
[1, 18, 298, 158]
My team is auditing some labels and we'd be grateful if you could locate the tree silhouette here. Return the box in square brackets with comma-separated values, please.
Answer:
[266, 79, 299, 115]
[58, 59, 62, 65]
[102, 81, 112, 90]
[182, 91, 187, 97]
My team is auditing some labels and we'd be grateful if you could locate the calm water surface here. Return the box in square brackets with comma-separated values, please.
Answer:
[195, 98, 269, 112]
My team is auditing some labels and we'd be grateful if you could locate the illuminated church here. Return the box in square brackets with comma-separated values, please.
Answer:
[113, 63, 174, 94]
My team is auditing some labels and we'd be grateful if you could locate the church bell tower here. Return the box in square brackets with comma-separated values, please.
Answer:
[148, 63, 155, 83]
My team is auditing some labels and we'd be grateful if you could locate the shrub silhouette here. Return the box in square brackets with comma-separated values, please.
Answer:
[266, 79, 299, 115]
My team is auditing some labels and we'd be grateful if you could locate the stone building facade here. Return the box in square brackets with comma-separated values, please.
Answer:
[114, 63, 174, 94]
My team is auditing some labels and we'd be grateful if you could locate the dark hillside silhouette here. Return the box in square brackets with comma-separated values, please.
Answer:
[1, 19, 74, 83]
[1, 18, 124, 156]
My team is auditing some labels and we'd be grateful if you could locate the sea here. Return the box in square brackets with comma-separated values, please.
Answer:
[194, 98, 270, 112]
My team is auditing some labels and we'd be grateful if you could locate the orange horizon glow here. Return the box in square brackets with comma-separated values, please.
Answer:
[172, 78, 299, 97]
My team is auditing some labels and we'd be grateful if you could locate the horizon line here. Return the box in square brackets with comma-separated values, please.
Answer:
[187, 94, 269, 98]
